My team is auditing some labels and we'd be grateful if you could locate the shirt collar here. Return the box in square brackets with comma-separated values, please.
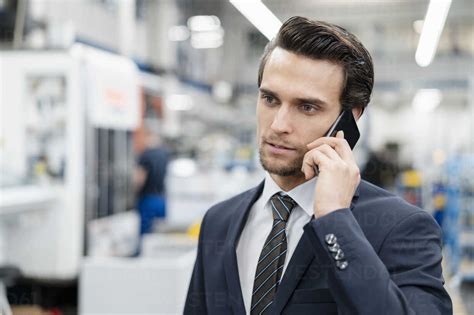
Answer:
[262, 172, 316, 218]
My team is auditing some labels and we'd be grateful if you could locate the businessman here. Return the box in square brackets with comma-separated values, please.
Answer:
[184, 16, 452, 314]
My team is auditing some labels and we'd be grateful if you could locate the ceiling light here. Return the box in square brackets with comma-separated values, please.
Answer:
[212, 81, 233, 103]
[412, 89, 442, 113]
[415, 0, 452, 67]
[191, 28, 224, 49]
[187, 15, 221, 32]
[229, 0, 281, 41]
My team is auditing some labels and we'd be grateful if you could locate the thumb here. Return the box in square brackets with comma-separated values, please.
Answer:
[336, 130, 344, 139]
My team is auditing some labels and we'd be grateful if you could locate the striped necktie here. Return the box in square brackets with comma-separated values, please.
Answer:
[250, 193, 296, 315]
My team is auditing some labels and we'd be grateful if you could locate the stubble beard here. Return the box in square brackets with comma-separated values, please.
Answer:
[259, 147, 305, 177]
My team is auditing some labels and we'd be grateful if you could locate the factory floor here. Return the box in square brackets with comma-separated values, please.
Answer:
[444, 258, 474, 315]
[6, 256, 474, 315]
[446, 282, 473, 314]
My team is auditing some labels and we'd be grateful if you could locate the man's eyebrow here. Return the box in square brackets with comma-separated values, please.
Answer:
[295, 96, 329, 107]
[259, 87, 329, 107]
[259, 88, 279, 98]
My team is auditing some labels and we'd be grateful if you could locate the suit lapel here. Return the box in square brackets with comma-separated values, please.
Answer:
[271, 231, 316, 313]
[223, 181, 264, 314]
[271, 183, 362, 313]
[222, 180, 362, 314]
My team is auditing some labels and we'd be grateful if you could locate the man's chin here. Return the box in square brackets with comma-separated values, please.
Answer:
[267, 168, 300, 177]
[259, 149, 305, 176]
[260, 159, 302, 177]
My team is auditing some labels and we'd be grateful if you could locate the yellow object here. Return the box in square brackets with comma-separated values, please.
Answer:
[402, 170, 422, 187]
[236, 146, 252, 160]
[187, 219, 202, 240]
[433, 194, 446, 209]
[35, 161, 47, 176]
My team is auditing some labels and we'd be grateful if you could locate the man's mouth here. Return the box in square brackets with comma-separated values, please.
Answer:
[265, 141, 296, 151]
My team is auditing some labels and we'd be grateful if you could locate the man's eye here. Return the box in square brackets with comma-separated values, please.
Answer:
[301, 104, 318, 112]
[262, 94, 275, 104]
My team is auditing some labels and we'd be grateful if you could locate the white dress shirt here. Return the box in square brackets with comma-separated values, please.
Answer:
[236, 172, 317, 314]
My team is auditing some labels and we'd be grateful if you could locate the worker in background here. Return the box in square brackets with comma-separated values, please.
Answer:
[134, 127, 169, 235]
[361, 142, 400, 190]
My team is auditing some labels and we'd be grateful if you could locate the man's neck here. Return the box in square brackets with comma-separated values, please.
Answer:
[270, 172, 308, 192]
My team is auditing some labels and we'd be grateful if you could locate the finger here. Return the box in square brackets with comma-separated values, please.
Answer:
[307, 136, 353, 162]
[332, 131, 349, 160]
[307, 133, 348, 150]
[314, 143, 343, 163]
[301, 149, 331, 180]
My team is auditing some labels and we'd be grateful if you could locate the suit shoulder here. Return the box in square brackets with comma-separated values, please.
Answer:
[357, 180, 423, 218]
[202, 183, 262, 227]
[354, 180, 435, 245]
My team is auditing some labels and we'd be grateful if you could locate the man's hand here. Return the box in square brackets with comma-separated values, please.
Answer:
[301, 131, 361, 218]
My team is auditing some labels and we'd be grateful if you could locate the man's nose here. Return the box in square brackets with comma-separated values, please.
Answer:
[270, 105, 293, 134]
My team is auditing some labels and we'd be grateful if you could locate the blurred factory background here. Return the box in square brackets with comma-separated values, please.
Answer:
[0, 0, 473, 314]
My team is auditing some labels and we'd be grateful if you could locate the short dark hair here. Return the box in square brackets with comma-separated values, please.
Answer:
[257, 16, 374, 112]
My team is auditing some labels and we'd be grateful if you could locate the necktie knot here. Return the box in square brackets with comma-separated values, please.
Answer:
[270, 193, 296, 222]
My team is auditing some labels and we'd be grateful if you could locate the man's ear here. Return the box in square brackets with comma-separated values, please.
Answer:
[352, 107, 363, 121]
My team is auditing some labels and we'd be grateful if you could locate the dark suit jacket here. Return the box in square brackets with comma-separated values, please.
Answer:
[184, 180, 452, 314]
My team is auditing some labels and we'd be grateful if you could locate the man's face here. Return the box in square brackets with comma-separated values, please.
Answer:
[257, 47, 344, 177]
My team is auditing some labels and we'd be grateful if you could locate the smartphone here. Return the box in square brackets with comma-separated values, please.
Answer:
[312, 110, 360, 175]
[324, 109, 360, 149]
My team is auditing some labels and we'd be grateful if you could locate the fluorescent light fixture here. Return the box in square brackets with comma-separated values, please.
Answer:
[412, 89, 442, 113]
[229, 0, 281, 40]
[191, 28, 224, 49]
[166, 94, 194, 111]
[187, 15, 221, 32]
[186, 15, 224, 49]
[415, 0, 452, 67]
[212, 80, 233, 103]
[168, 25, 190, 42]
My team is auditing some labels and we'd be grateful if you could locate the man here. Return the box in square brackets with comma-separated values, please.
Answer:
[184, 16, 452, 314]
[135, 128, 169, 235]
